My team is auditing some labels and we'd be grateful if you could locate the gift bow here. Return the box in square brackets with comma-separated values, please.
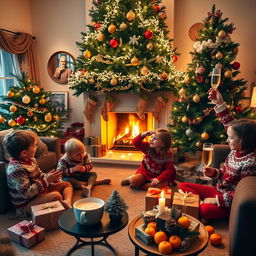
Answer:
[16, 221, 35, 235]
[40, 202, 59, 210]
[176, 189, 196, 205]
[148, 186, 171, 195]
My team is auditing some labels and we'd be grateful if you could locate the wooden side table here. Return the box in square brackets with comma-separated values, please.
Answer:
[59, 209, 128, 256]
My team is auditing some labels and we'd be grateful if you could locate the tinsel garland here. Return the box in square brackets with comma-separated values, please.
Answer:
[0, 101, 48, 113]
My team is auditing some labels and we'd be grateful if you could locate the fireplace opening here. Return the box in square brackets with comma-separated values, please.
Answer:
[101, 112, 154, 151]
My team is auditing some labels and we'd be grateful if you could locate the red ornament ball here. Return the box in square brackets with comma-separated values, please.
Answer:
[93, 22, 101, 31]
[172, 55, 178, 62]
[109, 38, 119, 48]
[16, 115, 25, 125]
[153, 5, 160, 12]
[232, 61, 240, 70]
[235, 104, 243, 113]
[144, 30, 153, 39]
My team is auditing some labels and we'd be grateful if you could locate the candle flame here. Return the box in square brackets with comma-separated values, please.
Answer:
[160, 190, 164, 198]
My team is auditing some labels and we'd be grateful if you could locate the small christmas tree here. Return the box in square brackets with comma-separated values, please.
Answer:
[0, 73, 69, 137]
[169, 5, 255, 154]
[104, 190, 128, 216]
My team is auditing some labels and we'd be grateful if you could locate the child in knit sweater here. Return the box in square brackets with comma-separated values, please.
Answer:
[121, 128, 176, 190]
[4, 130, 73, 215]
[57, 138, 111, 197]
[178, 88, 256, 222]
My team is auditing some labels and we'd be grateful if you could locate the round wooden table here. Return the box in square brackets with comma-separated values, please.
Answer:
[128, 214, 208, 256]
[59, 209, 128, 256]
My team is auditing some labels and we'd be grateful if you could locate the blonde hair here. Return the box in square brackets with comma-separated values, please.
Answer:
[64, 138, 85, 154]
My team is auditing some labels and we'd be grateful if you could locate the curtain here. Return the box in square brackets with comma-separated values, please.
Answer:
[0, 29, 40, 83]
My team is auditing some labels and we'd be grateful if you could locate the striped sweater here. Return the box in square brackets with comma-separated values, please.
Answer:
[56, 153, 93, 177]
[6, 158, 48, 208]
[213, 103, 256, 207]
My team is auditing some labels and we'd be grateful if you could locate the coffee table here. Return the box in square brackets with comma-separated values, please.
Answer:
[128, 214, 208, 256]
[59, 209, 128, 256]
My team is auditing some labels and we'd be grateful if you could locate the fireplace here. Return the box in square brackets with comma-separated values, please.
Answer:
[101, 112, 154, 151]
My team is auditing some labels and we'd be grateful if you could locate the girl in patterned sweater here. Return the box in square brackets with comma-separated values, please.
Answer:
[121, 128, 176, 190]
[4, 130, 73, 215]
[57, 138, 111, 197]
[179, 88, 256, 222]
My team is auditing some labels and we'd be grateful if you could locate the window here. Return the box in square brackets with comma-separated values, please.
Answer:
[0, 49, 21, 96]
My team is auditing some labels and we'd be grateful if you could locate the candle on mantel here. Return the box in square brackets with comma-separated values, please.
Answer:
[158, 190, 165, 214]
[108, 151, 113, 158]
[128, 153, 132, 160]
[120, 154, 126, 159]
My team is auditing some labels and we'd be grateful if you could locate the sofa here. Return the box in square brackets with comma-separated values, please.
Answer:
[212, 144, 256, 256]
[0, 136, 61, 213]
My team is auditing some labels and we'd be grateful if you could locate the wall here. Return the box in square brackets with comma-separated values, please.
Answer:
[30, 0, 85, 126]
[0, 0, 32, 33]
[174, 0, 256, 93]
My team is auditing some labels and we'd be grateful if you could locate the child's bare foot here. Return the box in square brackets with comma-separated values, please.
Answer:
[81, 185, 91, 197]
[121, 173, 135, 186]
[61, 199, 72, 209]
[95, 179, 111, 185]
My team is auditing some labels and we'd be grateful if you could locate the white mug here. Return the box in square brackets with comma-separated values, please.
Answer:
[73, 198, 105, 226]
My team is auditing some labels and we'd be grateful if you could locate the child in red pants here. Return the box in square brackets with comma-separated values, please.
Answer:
[179, 89, 256, 222]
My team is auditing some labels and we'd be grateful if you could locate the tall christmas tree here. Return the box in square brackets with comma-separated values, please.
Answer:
[0, 73, 68, 137]
[68, 0, 183, 96]
[169, 5, 255, 154]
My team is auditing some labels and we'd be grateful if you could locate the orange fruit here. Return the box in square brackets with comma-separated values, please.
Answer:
[205, 225, 215, 235]
[147, 222, 157, 229]
[158, 241, 173, 254]
[177, 216, 190, 228]
[169, 235, 182, 249]
[210, 233, 222, 246]
[144, 226, 156, 237]
[154, 231, 168, 245]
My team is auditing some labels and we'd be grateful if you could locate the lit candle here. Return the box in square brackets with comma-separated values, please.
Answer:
[158, 190, 165, 214]
[128, 153, 132, 160]
[120, 154, 126, 159]
[108, 151, 113, 158]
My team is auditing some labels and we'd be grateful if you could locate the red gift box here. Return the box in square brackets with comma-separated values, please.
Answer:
[7, 220, 45, 248]
[145, 187, 172, 211]
[31, 201, 65, 230]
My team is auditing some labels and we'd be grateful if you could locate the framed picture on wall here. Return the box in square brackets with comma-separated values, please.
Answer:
[49, 91, 68, 113]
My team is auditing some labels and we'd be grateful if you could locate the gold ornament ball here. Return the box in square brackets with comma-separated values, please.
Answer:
[34, 116, 38, 121]
[83, 49, 91, 59]
[32, 86, 40, 94]
[140, 66, 149, 76]
[8, 119, 16, 127]
[146, 42, 154, 50]
[27, 111, 33, 117]
[126, 10, 135, 21]
[22, 95, 31, 104]
[201, 132, 209, 140]
[215, 51, 223, 59]
[218, 30, 226, 38]
[34, 103, 39, 108]
[110, 77, 118, 86]
[89, 78, 95, 84]
[181, 116, 188, 123]
[39, 98, 46, 105]
[184, 76, 191, 84]
[224, 70, 232, 78]
[54, 115, 60, 121]
[108, 24, 116, 34]
[233, 47, 239, 54]
[193, 94, 201, 103]
[178, 88, 186, 96]
[160, 71, 168, 80]
[159, 12, 167, 19]
[131, 56, 139, 65]
[215, 63, 223, 69]
[0, 115, 5, 123]
[97, 32, 105, 42]
[10, 105, 17, 112]
[7, 91, 15, 98]
[44, 113, 52, 122]
[120, 22, 128, 31]
[196, 141, 202, 148]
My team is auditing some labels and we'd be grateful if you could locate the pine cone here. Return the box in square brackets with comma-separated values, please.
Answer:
[164, 217, 178, 234]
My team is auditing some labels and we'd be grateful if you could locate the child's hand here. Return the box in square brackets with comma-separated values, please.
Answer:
[202, 197, 217, 205]
[45, 170, 62, 183]
[72, 164, 86, 172]
[203, 167, 216, 177]
[141, 131, 154, 138]
[151, 178, 160, 186]
[208, 88, 224, 105]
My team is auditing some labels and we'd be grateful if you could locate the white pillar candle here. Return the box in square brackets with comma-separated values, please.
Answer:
[158, 190, 165, 214]
[108, 151, 113, 158]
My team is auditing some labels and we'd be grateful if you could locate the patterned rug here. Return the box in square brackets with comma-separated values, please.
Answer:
[0, 163, 229, 255]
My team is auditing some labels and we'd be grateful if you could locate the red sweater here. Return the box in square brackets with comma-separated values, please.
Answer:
[214, 103, 256, 207]
[133, 134, 176, 183]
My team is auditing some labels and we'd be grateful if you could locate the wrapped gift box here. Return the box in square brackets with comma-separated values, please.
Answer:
[84, 136, 100, 146]
[7, 220, 45, 248]
[31, 201, 65, 230]
[145, 187, 172, 211]
[135, 224, 153, 245]
[86, 144, 106, 157]
[172, 190, 200, 219]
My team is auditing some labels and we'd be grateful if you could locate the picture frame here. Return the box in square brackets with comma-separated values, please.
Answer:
[49, 91, 68, 112]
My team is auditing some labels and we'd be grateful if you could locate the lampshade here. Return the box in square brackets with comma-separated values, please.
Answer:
[251, 87, 256, 108]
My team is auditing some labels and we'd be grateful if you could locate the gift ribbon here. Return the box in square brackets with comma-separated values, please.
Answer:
[176, 189, 197, 205]
[15, 221, 39, 246]
[147, 187, 171, 207]
[38, 202, 59, 229]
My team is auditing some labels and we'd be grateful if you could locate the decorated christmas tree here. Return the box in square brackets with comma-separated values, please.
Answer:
[0, 73, 68, 137]
[169, 5, 255, 154]
[68, 0, 183, 97]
